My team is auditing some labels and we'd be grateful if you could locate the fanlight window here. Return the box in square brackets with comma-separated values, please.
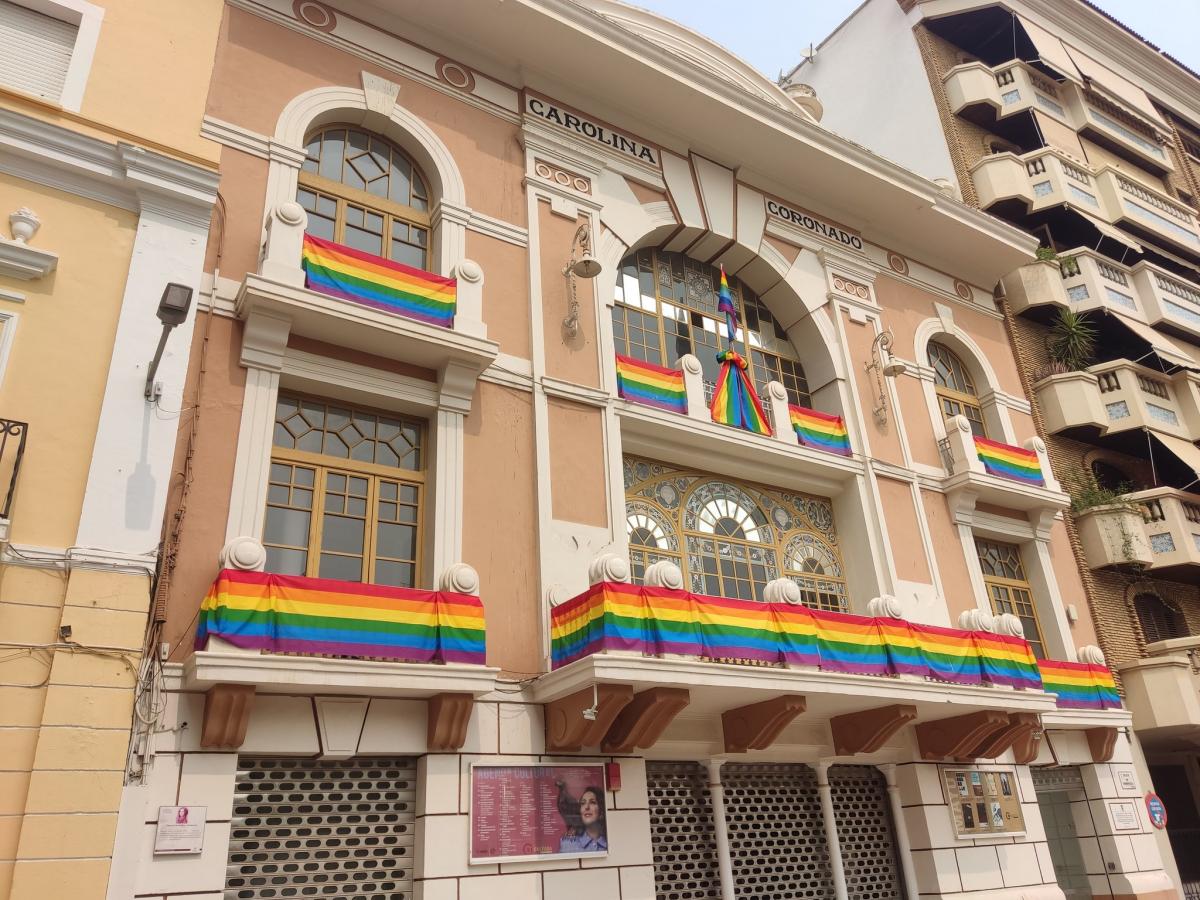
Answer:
[929, 341, 986, 437]
[624, 457, 846, 611]
[612, 248, 812, 407]
[298, 126, 431, 269]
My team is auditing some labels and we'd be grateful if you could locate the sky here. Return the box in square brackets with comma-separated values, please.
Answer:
[627, 0, 1200, 83]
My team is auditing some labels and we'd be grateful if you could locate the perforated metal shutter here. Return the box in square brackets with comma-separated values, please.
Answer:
[225, 757, 417, 900]
[0, 2, 76, 102]
[646, 761, 722, 900]
[722, 763, 835, 899]
[1031, 765, 1085, 793]
[829, 766, 905, 900]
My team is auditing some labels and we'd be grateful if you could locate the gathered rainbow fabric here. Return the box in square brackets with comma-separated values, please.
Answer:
[974, 436, 1044, 486]
[1037, 659, 1122, 710]
[301, 233, 457, 328]
[550, 582, 1057, 696]
[710, 348, 773, 435]
[789, 405, 851, 456]
[195, 569, 486, 665]
[615, 354, 687, 413]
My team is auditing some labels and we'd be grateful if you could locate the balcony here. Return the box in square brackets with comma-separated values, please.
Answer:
[1096, 168, 1200, 258]
[1035, 359, 1196, 440]
[1132, 261, 1200, 340]
[534, 557, 1123, 757]
[185, 548, 499, 750]
[0, 418, 27, 545]
[1119, 635, 1200, 747]
[1128, 488, 1200, 576]
[943, 60, 1071, 126]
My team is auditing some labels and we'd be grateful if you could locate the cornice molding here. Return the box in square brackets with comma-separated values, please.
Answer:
[0, 238, 57, 280]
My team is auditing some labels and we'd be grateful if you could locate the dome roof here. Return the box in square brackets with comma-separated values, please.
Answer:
[585, 1, 816, 123]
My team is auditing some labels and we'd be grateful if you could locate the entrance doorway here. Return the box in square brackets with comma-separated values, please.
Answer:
[1032, 767, 1091, 900]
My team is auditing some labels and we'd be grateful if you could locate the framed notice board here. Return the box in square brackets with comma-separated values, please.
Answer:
[942, 767, 1025, 838]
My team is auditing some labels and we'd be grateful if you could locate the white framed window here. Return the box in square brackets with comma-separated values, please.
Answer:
[0, 0, 103, 112]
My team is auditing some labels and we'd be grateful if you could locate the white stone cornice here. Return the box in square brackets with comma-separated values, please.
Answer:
[201, 115, 270, 160]
[0, 238, 57, 280]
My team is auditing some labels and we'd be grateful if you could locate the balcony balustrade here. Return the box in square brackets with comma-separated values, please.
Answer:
[1119, 633, 1200, 747]
[1096, 169, 1200, 257]
[943, 60, 1072, 126]
[0, 418, 27, 544]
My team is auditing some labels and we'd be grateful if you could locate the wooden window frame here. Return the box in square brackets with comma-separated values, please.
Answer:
[930, 342, 988, 438]
[264, 394, 427, 588]
[975, 538, 1046, 658]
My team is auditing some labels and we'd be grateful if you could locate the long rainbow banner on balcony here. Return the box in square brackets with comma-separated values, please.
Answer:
[974, 436, 1044, 486]
[790, 405, 851, 456]
[551, 582, 1053, 694]
[615, 355, 687, 413]
[195, 569, 485, 664]
[1037, 659, 1121, 710]
[302, 233, 457, 328]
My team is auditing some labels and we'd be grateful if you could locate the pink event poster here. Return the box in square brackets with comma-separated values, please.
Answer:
[470, 764, 608, 863]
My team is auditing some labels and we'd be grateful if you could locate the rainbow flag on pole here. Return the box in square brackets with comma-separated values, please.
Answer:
[195, 569, 486, 664]
[974, 436, 1044, 486]
[717, 265, 738, 342]
[790, 405, 851, 456]
[302, 233, 457, 328]
[615, 355, 687, 413]
[710, 349, 773, 435]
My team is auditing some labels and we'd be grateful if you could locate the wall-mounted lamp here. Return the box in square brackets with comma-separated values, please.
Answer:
[562, 223, 601, 338]
[144, 283, 194, 401]
[865, 329, 906, 425]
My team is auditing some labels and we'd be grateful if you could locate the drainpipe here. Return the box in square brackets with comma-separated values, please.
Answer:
[881, 764, 920, 900]
[816, 761, 849, 900]
[706, 759, 737, 900]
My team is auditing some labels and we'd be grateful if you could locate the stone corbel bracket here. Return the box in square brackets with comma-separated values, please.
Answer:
[428, 692, 474, 751]
[722, 694, 807, 753]
[963, 712, 1041, 761]
[1086, 726, 1118, 763]
[545, 684, 634, 752]
[200, 683, 256, 749]
[602, 687, 690, 754]
[915, 709, 1009, 761]
[830, 704, 917, 756]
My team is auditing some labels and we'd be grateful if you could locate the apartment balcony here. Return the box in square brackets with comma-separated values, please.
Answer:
[1119, 636, 1200, 748]
[1127, 488, 1200, 576]
[1096, 168, 1200, 258]
[0, 418, 28, 545]
[1035, 359, 1195, 441]
[943, 60, 1071, 126]
[1057, 248, 1143, 317]
[534, 556, 1123, 757]
[1132, 261, 1200, 340]
[1076, 93, 1174, 176]
[185, 547, 498, 750]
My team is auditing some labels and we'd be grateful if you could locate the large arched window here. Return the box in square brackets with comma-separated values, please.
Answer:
[298, 125, 431, 269]
[1134, 593, 1189, 644]
[612, 249, 811, 407]
[624, 457, 846, 611]
[929, 341, 986, 437]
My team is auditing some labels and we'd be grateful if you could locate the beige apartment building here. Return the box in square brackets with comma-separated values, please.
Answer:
[792, 0, 1200, 895]
[0, 0, 223, 897]
[51, 1, 1174, 899]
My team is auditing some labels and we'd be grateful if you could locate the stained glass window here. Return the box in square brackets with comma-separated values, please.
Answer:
[929, 341, 987, 438]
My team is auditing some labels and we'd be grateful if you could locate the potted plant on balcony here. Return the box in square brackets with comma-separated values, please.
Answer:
[1070, 474, 1153, 569]
[1046, 308, 1096, 371]
[1032, 311, 1104, 433]
[1000, 247, 1070, 312]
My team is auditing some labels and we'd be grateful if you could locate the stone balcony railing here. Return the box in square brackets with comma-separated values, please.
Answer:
[1119, 634, 1200, 747]
[1096, 168, 1200, 256]
[1075, 488, 1200, 575]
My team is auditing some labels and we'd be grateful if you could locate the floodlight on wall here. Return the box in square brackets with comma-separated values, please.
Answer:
[562, 223, 601, 338]
[865, 329, 906, 425]
[144, 283, 194, 401]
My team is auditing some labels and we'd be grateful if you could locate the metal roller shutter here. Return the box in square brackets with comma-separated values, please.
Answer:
[225, 757, 417, 900]
[722, 763, 835, 900]
[0, 1, 76, 103]
[646, 761, 722, 900]
[829, 766, 905, 900]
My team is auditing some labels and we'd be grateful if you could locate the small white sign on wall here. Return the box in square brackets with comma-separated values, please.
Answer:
[154, 806, 206, 855]
[1117, 769, 1137, 792]
[1108, 801, 1139, 832]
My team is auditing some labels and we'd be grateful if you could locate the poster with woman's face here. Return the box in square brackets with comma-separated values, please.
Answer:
[470, 764, 608, 864]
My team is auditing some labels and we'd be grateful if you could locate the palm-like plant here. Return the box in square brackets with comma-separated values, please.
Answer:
[1046, 308, 1096, 371]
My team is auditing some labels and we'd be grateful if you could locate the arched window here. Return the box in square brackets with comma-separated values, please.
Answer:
[612, 248, 812, 407]
[929, 341, 986, 437]
[1134, 593, 1189, 644]
[975, 538, 1045, 658]
[624, 457, 846, 611]
[298, 126, 431, 269]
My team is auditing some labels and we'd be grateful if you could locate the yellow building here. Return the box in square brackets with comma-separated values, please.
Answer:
[0, 0, 221, 896]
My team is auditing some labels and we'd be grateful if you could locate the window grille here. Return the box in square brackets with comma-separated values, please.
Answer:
[830, 766, 905, 900]
[646, 762, 722, 900]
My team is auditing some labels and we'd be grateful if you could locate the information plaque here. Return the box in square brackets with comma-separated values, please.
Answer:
[942, 767, 1025, 838]
[469, 763, 608, 864]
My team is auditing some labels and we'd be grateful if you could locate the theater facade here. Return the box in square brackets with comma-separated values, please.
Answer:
[102, 2, 1176, 899]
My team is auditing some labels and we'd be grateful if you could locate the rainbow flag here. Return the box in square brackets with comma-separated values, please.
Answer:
[1038, 659, 1122, 709]
[974, 436, 1044, 486]
[549, 582, 1094, 703]
[710, 349, 773, 435]
[717, 265, 738, 343]
[195, 569, 485, 665]
[790, 405, 851, 456]
[302, 233, 456, 328]
[615, 355, 687, 413]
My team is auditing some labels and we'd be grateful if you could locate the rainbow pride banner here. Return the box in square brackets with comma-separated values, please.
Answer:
[974, 436, 1044, 486]
[551, 583, 1052, 694]
[710, 349, 772, 435]
[615, 355, 687, 414]
[195, 569, 485, 665]
[302, 233, 456, 328]
[1037, 659, 1122, 710]
[790, 405, 851, 457]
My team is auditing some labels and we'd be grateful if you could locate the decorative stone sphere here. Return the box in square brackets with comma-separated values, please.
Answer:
[1077, 644, 1106, 666]
[763, 578, 802, 605]
[644, 560, 684, 591]
[275, 201, 307, 226]
[439, 562, 480, 595]
[455, 259, 483, 283]
[219, 536, 266, 572]
[588, 552, 630, 585]
[994, 613, 1025, 638]
[680, 353, 703, 375]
